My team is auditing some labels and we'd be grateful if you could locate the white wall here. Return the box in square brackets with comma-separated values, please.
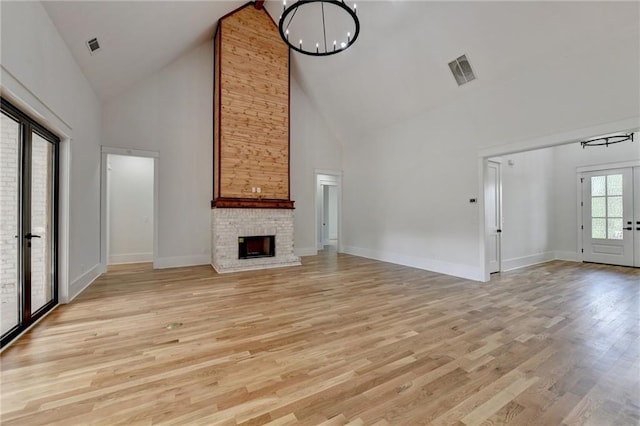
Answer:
[499, 150, 556, 270]
[102, 41, 213, 268]
[107, 155, 154, 264]
[1, 1, 102, 300]
[102, 41, 344, 265]
[342, 20, 639, 280]
[290, 78, 343, 256]
[552, 134, 640, 260]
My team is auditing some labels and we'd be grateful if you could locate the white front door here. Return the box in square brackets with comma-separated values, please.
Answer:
[582, 168, 634, 266]
[486, 161, 502, 273]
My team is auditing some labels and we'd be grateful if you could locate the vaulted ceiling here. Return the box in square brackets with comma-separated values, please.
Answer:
[43, 1, 639, 143]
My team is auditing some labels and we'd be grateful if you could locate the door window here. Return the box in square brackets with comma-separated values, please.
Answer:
[590, 174, 623, 240]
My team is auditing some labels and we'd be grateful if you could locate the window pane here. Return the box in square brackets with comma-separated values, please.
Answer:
[591, 197, 606, 217]
[591, 176, 606, 196]
[607, 196, 623, 218]
[607, 218, 623, 240]
[607, 174, 623, 196]
[592, 218, 606, 239]
[30, 132, 54, 313]
[1, 112, 20, 336]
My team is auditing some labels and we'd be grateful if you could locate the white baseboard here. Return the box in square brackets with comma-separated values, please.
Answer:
[501, 251, 555, 272]
[154, 255, 210, 269]
[108, 252, 153, 265]
[68, 263, 103, 302]
[554, 250, 582, 262]
[295, 247, 317, 257]
[342, 245, 484, 281]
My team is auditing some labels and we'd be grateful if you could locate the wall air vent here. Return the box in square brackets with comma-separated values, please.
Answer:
[448, 54, 475, 86]
[86, 37, 101, 55]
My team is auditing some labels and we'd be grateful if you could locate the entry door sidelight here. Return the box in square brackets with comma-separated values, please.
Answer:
[1, 98, 59, 348]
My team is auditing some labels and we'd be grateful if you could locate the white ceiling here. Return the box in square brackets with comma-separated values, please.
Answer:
[42, 1, 245, 101]
[43, 1, 639, 140]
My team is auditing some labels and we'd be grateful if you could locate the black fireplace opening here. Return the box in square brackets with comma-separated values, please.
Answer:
[238, 235, 275, 259]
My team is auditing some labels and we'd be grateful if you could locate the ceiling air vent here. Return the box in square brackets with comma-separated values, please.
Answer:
[448, 54, 475, 86]
[86, 37, 101, 55]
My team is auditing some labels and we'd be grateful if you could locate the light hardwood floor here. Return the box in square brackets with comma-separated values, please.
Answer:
[1, 251, 639, 425]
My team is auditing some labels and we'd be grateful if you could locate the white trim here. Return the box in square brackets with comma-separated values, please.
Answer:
[1, 70, 73, 304]
[314, 168, 343, 176]
[314, 170, 343, 253]
[501, 252, 555, 272]
[101, 146, 159, 158]
[100, 147, 159, 273]
[478, 117, 640, 158]
[343, 245, 484, 282]
[154, 255, 210, 269]
[295, 247, 317, 257]
[576, 175, 584, 262]
[58, 140, 71, 302]
[554, 251, 582, 262]
[1, 66, 73, 133]
[109, 253, 153, 264]
[69, 263, 103, 302]
[478, 158, 489, 281]
[577, 159, 640, 173]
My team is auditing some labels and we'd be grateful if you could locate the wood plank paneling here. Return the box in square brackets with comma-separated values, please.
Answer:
[2, 254, 639, 424]
[213, 4, 290, 204]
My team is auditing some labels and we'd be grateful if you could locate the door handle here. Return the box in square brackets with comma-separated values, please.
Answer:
[624, 227, 633, 231]
[497, 229, 502, 233]
[25, 233, 41, 240]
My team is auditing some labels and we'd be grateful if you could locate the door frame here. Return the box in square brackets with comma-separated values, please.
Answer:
[314, 169, 343, 253]
[477, 118, 639, 282]
[1, 97, 60, 348]
[577, 160, 640, 263]
[485, 159, 503, 273]
[100, 146, 159, 271]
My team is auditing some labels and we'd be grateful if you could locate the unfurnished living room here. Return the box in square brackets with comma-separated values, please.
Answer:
[1, 0, 639, 424]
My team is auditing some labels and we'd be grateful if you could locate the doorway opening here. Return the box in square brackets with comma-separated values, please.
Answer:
[315, 171, 342, 254]
[479, 124, 639, 282]
[100, 147, 158, 270]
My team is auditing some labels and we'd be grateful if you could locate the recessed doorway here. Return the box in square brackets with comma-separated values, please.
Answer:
[315, 171, 342, 253]
[100, 147, 159, 270]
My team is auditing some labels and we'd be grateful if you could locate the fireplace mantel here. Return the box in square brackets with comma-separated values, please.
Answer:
[211, 198, 294, 209]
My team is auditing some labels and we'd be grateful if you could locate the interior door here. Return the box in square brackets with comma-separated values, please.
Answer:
[485, 160, 502, 273]
[582, 168, 634, 266]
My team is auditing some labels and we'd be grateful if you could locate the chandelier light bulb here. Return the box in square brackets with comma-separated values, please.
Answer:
[278, 0, 360, 56]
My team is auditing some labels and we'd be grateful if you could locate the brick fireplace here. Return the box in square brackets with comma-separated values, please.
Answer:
[211, 209, 299, 273]
[210, 3, 300, 273]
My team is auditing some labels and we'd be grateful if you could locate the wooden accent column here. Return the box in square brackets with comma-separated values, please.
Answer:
[212, 3, 293, 209]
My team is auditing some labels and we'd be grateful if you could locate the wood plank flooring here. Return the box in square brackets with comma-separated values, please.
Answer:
[1, 251, 639, 425]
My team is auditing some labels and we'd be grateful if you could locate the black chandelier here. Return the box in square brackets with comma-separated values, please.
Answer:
[278, 0, 360, 56]
[580, 133, 634, 148]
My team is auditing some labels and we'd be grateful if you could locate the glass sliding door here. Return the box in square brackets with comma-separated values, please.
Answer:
[29, 132, 55, 314]
[0, 110, 21, 336]
[1, 98, 59, 348]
